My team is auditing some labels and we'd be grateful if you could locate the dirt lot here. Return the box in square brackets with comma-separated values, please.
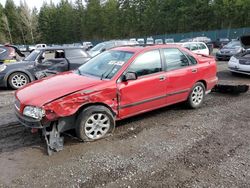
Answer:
[0, 61, 249, 188]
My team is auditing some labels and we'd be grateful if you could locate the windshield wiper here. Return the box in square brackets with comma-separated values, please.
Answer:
[100, 63, 118, 80]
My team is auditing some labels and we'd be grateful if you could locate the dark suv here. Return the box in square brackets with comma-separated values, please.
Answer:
[0, 47, 90, 89]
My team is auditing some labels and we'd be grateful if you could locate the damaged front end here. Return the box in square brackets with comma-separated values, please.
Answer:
[15, 91, 90, 155]
[15, 87, 118, 155]
[15, 106, 66, 155]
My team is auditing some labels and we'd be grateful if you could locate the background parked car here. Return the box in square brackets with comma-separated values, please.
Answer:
[88, 40, 138, 57]
[0, 46, 16, 64]
[190, 36, 213, 54]
[165, 38, 174, 43]
[228, 34, 250, 75]
[29, 44, 47, 52]
[180, 38, 192, 42]
[155, 39, 163, 44]
[17, 45, 29, 52]
[192, 36, 212, 43]
[137, 38, 145, 45]
[0, 45, 25, 64]
[179, 42, 210, 55]
[216, 40, 244, 61]
[82, 42, 93, 50]
[146, 37, 154, 44]
[214, 38, 230, 48]
[0, 47, 90, 89]
[228, 51, 250, 75]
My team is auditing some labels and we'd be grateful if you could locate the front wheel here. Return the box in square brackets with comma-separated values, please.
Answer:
[76, 105, 115, 141]
[8, 72, 30, 89]
[187, 82, 205, 109]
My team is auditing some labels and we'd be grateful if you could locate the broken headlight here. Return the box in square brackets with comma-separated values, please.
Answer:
[0, 64, 7, 72]
[23, 106, 45, 120]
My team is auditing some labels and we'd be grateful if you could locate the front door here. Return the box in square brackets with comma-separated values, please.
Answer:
[117, 50, 167, 119]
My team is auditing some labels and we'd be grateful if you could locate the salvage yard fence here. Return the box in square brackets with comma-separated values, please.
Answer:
[90, 27, 250, 45]
[149, 27, 250, 42]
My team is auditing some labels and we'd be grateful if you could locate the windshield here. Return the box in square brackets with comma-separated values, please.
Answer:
[24, 50, 41, 61]
[78, 50, 134, 79]
[90, 43, 106, 52]
[225, 41, 241, 48]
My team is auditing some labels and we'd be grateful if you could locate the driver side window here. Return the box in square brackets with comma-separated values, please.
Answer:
[127, 50, 162, 77]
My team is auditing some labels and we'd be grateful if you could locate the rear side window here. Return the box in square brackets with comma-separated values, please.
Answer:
[189, 44, 198, 51]
[163, 48, 189, 71]
[183, 51, 198, 65]
[127, 50, 162, 77]
[198, 43, 207, 50]
[65, 49, 88, 58]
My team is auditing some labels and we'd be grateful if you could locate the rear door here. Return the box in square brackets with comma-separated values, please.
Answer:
[162, 48, 199, 105]
[117, 50, 167, 118]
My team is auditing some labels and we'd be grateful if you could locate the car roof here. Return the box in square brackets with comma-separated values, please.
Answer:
[36, 46, 84, 50]
[111, 44, 183, 53]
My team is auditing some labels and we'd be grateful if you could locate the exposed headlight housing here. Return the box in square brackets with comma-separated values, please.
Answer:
[23, 106, 45, 120]
[229, 56, 238, 63]
[0, 64, 7, 72]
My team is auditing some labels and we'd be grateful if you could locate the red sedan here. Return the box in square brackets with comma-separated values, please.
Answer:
[15, 45, 217, 154]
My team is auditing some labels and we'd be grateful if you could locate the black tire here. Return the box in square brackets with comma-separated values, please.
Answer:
[187, 82, 205, 109]
[8, 72, 30, 90]
[76, 105, 115, 141]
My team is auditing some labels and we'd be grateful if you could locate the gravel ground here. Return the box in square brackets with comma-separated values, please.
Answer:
[0, 61, 249, 187]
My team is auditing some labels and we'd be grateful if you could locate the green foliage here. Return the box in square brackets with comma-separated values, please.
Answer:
[0, 0, 249, 44]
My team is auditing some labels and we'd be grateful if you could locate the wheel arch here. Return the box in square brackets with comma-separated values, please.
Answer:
[196, 80, 207, 89]
[5, 69, 35, 87]
[76, 102, 117, 118]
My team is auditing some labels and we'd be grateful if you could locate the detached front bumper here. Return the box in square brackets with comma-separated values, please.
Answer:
[15, 109, 44, 128]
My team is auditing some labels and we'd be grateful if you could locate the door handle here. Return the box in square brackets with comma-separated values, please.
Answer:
[191, 69, 197, 73]
[159, 76, 166, 81]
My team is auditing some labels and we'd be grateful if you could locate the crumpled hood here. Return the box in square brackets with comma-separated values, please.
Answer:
[240, 35, 250, 49]
[16, 71, 103, 107]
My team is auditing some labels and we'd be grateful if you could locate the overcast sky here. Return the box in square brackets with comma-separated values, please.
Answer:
[0, 0, 61, 10]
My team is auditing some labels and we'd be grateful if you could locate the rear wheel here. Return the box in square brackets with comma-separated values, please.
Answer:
[187, 82, 205, 109]
[8, 72, 30, 89]
[76, 105, 115, 141]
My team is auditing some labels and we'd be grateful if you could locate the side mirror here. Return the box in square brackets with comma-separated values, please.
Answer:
[122, 72, 137, 82]
[101, 48, 106, 52]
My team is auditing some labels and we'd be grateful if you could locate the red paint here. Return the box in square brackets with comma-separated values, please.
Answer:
[15, 45, 217, 123]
